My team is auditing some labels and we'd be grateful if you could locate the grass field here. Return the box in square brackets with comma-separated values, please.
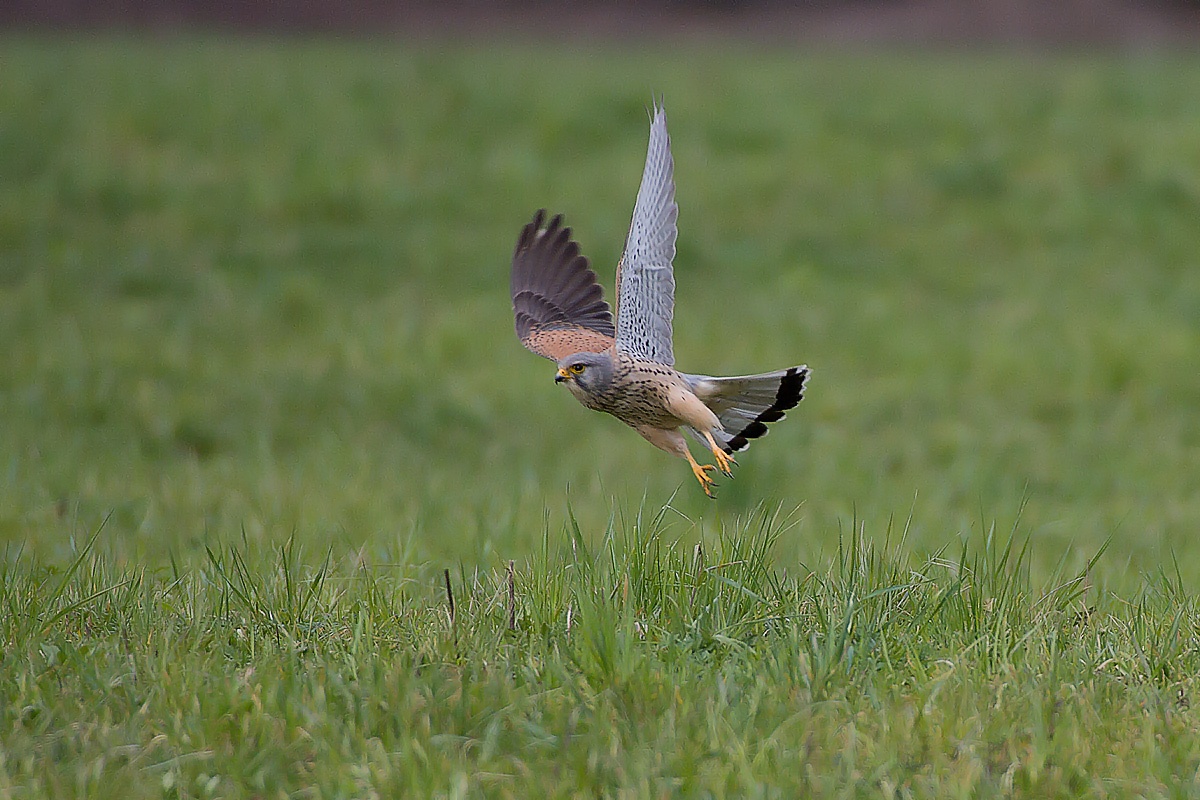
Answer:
[2, 35, 1200, 797]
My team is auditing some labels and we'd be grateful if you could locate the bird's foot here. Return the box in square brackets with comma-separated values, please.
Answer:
[711, 447, 736, 477]
[690, 461, 719, 499]
[701, 431, 737, 477]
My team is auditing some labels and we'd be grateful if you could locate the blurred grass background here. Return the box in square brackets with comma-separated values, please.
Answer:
[3, 33, 1200, 798]
[1, 37, 1199, 584]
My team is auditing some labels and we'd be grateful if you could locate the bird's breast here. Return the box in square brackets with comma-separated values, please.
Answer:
[580, 360, 686, 429]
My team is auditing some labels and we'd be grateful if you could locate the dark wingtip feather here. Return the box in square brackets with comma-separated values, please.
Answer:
[511, 209, 616, 355]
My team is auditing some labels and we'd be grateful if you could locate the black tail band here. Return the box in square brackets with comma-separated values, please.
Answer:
[724, 366, 809, 453]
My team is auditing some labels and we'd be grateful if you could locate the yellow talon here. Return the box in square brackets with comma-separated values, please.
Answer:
[684, 450, 720, 498]
[691, 463, 718, 498]
[702, 432, 737, 477]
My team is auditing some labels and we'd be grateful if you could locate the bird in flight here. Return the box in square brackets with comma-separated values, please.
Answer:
[510, 103, 809, 497]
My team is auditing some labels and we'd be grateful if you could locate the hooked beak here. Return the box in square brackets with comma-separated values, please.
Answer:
[555, 368, 569, 384]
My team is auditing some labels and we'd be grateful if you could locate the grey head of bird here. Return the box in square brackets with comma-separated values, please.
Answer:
[555, 351, 615, 401]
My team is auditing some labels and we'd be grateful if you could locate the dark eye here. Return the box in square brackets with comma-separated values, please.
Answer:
[570, 364, 586, 374]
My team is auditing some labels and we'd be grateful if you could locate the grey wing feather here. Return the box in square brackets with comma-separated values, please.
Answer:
[615, 102, 678, 367]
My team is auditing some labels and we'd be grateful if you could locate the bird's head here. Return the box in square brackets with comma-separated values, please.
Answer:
[555, 352, 613, 400]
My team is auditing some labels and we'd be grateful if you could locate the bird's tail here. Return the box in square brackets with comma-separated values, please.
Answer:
[682, 366, 809, 454]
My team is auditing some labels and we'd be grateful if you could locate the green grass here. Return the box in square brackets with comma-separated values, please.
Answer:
[2, 35, 1200, 796]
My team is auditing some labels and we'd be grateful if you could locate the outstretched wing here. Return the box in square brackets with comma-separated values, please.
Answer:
[614, 102, 678, 367]
[511, 209, 616, 362]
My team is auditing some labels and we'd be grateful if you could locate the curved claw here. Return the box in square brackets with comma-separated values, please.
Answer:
[701, 431, 737, 477]
[690, 461, 719, 499]
[711, 447, 736, 477]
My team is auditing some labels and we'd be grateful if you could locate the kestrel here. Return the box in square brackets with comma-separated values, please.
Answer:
[510, 103, 809, 497]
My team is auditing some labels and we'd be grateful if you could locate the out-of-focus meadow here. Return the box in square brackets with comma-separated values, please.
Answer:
[2, 36, 1199, 797]
[3, 38, 1198, 576]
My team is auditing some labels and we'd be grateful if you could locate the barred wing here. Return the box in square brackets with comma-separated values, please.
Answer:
[614, 102, 678, 367]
